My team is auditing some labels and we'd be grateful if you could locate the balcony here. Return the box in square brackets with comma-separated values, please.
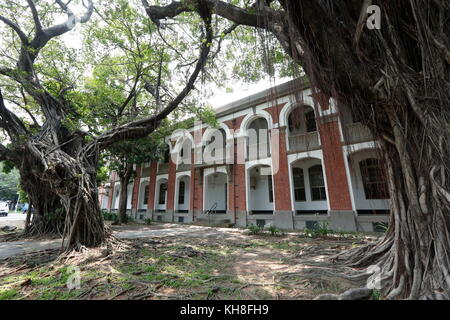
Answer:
[176, 163, 192, 172]
[247, 142, 271, 161]
[344, 122, 373, 144]
[288, 131, 320, 153]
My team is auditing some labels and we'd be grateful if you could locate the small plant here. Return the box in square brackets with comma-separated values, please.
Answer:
[247, 224, 263, 235]
[316, 221, 330, 236]
[102, 210, 117, 221]
[303, 221, 331, 238]
[371, 289, 382, 300]
[266, 225, 281, 236]
[144, 218, 152, 225]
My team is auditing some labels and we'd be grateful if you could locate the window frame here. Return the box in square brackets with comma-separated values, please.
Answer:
[308, 165, 327, 201]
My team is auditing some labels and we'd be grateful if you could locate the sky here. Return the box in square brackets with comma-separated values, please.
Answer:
[207, 77, 292, 109]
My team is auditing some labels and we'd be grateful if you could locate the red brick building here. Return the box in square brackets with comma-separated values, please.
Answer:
[99, 79, 390, 232]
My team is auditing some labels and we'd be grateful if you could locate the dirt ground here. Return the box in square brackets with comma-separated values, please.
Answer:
[0, 223, 380, 300]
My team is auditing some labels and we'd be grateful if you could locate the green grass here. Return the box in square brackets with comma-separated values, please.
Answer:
[0, 288, 19, 300]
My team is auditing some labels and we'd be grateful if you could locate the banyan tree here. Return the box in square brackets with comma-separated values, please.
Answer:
[0, 0, 213, 249]
[144, 0, 450, 299]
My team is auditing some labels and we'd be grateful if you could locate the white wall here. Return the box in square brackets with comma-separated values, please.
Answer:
[126, 183, 133, 209]
[113, 183, 120, 209]
[291, 158, 328, 212]
[248, 167, 274, 212]
[204, 173, 227, 211]
[348, 150, 389, 211]
[101, 194, 109, 209]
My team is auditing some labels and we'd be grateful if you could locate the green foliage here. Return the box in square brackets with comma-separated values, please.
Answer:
[247, 224, 263, 235]
[303, 222, 331, 238]
[266, 225, 281, 236]
[0, 162, 19, 201]
[102, 210, 117, 221]
[144, 218, 152, 225]
[371, 289, 382, 300]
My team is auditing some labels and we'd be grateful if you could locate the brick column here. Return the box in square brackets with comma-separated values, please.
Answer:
[271, 126, 294, 229]
[271, 127, 292, 211]
[314, 92, 355, 231]
[192, 168, 203, 216]
[228, 137, 247, 227]
[147, 162, 158, 216]
[189, 151, 196, 222]
[131, 165, 141, 210]
[166, 158, 176, 212]
[319, 117, 352, 210]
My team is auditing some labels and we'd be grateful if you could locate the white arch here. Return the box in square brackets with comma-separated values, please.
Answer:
[203, 169, 228, 213]
[288, 156, 329, 213]
[279, 98, 317, 129]
[245, 163, 275, 214]
[201, 122, 232, 145]
[154, 176, 168, 211]
[238, 110, 273, 137]
[174, 174, 190, 212]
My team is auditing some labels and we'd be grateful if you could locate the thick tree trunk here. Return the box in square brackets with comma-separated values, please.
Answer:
[18, 130, 106, 250]
[278, 0, 450, 299]
[19, 156, 64, 236]
[117, 163, 133, 224]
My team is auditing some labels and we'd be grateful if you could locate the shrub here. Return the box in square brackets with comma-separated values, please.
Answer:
[144, 218, 152, 225]
[102, 210, 117, 221]
[266, 225, 281, 236]
[247, 224, 263, 235]
[303, 221, 331, 238]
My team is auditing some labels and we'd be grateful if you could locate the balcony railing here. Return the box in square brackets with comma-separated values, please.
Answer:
[176, 163, 192, 172]
[344, 122, 373, 144]
[288, 131, 320, 153]
[247, 142, 271, 161]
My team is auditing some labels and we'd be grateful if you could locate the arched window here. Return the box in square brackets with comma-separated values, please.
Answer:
[292, 168, 306, 201]
[178, 181, 185, 204]
[359, 158, 389, 199]
[143, 185, 149, 205]
[158, 182, 167, 204]
[305, 109, 317, 132]
[309, 165, 327, 201]
[288, 105, 317, 135]
[288, 107, 303, 135]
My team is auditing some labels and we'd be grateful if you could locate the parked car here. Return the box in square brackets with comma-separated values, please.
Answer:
[0, 202, 9, 217]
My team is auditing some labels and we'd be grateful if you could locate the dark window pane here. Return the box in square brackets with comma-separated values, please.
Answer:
[143, 185, 149, 205]
[359, 158, 389, 199]
[158, 183, 167, 204]
[293, 167, 306, 201]
[268, 175, 273, 203]
[309, 165, 327, 201]
[178, 181, 185, 204]
[305, 110, 317, 132]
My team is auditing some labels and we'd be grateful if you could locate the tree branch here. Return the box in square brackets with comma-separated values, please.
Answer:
[141, 0, 277, 30]
[96, 10, 214, 150]
[0, 14, 29, 44]
[26, 0, 43, 34]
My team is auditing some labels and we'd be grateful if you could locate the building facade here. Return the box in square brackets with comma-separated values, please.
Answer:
[99, 79, 390, 232]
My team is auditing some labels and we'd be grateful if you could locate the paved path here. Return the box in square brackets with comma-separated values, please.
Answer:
[0, 224, 245, 260]
[0, 212, 27, 229]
